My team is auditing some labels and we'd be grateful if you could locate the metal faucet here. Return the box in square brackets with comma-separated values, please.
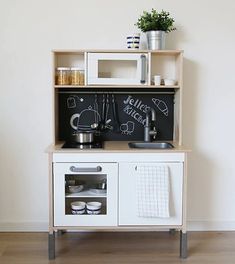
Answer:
[144, 108, 157, 142]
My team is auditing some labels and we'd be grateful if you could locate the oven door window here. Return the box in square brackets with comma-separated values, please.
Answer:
[65, 173, 107, 215]
[53, 163, 118, 227]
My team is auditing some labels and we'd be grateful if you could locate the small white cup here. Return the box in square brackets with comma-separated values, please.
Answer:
[164, 79, 176, 86]
[127, 33, 140, 49]
[127, 33, 140, 40]
[154, 75, 161, 85]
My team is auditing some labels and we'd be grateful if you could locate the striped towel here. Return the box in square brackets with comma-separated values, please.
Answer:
[136, 165, 170, 218]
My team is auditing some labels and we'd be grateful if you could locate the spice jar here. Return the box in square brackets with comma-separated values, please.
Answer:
[70, 68, 85, 85]
[70, 67, 80, 85]
[55, 67, 70, 85]
[79, 70, 85, 85]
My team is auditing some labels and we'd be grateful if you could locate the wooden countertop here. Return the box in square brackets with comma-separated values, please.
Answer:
[46, 141, 190, 153]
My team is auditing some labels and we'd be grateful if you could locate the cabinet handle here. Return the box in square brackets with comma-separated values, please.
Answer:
[140, 54, 146, 84]
[69, 166, 102, 173]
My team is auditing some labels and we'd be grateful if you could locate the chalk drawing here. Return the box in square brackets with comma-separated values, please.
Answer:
[120, 121, 135, 135]
[70, 106, 101, 130]
[70, 113, 80, 130]
[152, 98, 169, 116]
[67, 95, 84, 108]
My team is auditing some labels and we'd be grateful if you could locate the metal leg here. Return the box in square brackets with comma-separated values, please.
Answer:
[57, 230, 66, 236]
[169, 228, 176, 235]
[48, 232, 55, 260]
[180, 230, 187, 258]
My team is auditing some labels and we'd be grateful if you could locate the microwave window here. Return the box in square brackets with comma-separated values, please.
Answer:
[98, 60, 137, 78]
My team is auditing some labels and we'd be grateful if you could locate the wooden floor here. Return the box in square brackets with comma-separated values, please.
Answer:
[0, 231, 235, 264]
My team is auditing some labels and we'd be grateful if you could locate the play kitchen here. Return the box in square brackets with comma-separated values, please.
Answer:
[47, 50, 189, 260]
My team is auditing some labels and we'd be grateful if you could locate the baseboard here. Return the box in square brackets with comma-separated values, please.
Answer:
[188, 221, 235, 231]
[1, 221, 235, 232]
[0, 222, 48, 232]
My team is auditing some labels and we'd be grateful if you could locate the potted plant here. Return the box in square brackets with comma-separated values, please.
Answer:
[135, 9, 176, 50]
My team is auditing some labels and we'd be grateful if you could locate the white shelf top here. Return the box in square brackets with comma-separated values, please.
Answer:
[54, 85, 180, 89]
[66, 189, 107, 198]
[52, 49, 183, 55]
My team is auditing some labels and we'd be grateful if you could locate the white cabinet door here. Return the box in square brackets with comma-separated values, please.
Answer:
[87, 53, 148, 85]
[119, 162, 183, 226]
[53, 162, 118, 227]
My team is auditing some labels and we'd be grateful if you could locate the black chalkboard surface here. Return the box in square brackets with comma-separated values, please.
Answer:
[58, 89, 174, 141]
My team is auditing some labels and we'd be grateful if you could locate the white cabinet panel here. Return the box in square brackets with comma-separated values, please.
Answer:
[54, 162, 118, 227]
[119, 162, 183, 226]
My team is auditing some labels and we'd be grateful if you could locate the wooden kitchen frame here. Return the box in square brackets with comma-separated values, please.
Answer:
[47, 50, 189, 260]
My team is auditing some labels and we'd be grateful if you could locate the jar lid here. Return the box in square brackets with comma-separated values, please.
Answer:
[56, 67, 70, 70]
[70, 67, 84, 71]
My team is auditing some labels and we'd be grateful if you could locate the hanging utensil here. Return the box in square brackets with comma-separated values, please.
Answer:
[104, 94, 113, 131]
[97, 93, 112, 131]
[94, 94, 97, 124]
[111, 94, 120, 132]
[91, 94, 99, 129]
[101, 94, 106, 128]
[105, 94, 110, 123]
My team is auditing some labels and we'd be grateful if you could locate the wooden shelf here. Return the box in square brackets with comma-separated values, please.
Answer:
[54, 85, 180, 89]
[53, 49, 183, 55]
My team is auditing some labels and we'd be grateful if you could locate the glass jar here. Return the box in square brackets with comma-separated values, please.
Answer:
[79, 70, 85, 85]
[70, 68, 85, 85]
[56, 67, 70, 85]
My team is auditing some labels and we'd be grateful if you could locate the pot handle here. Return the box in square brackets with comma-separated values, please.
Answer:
[70, 113, 80, 130]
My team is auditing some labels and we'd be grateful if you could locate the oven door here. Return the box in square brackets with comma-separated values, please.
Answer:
[53, 162, 118, 227]
[87, 53, 148, 85]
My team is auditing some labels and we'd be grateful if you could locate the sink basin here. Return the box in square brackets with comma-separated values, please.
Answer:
[128, 142, 174, 149]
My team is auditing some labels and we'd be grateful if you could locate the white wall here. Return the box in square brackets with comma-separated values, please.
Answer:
[0, 0, 235, 231]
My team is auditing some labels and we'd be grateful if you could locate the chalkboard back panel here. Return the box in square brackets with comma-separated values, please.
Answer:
[58, 89, 174, 141]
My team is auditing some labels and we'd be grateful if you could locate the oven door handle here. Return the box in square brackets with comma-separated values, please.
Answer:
[70, 166, 102, 173]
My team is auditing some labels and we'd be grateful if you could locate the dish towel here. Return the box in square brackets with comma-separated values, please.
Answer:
[136, 165, 170, 218]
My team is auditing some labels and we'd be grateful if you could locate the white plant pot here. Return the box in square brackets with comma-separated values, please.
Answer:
[146, 30, 166, 50]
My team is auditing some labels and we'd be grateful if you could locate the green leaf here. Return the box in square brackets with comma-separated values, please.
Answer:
[135, 9, 176, 33]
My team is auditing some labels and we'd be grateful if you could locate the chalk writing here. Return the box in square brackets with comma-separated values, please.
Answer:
[123, 95, 150, 113]
[122, 95, 153, 126]
[123, 105, 146, 125]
